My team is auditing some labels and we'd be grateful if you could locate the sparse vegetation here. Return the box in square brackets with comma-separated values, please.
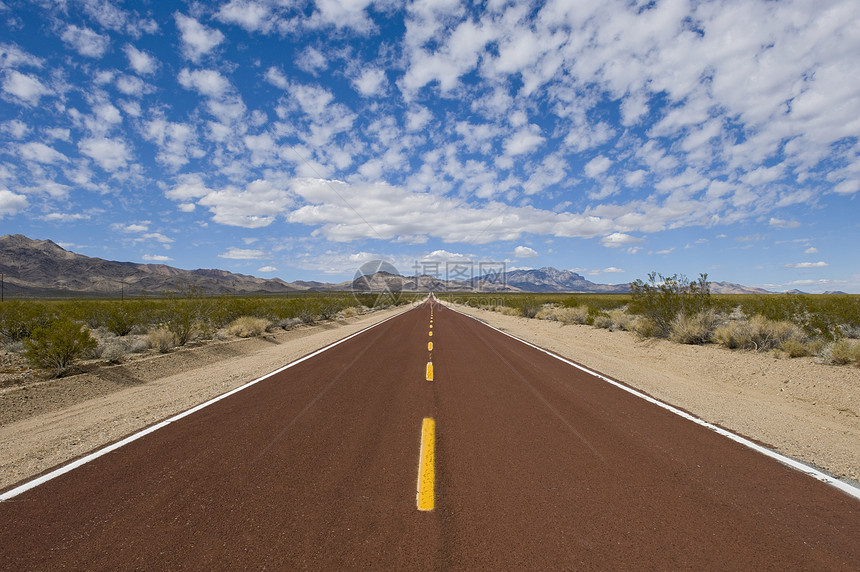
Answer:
[442, 280, 860, 367]
[22, 318, 98, 376]
[1, 292, 413, 377]
[226, 316, 270, 338]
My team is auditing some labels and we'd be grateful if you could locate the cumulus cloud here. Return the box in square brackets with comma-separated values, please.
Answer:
[79, 137, 131, 171]
[513, 245, 538, 258]
[19, 142, 68, 164]
[60, 25, 110, 58]
[785, 261, 829, 269]
[197, 179, 293, 228]
[600, 232, 645, 248]
[142, 254, 173, 262]
[0, 189, 28, 216]
[219, 247, 265, 259]
[217, 0, 273, 33]
[124, 44, 158, 75]
[2, 70, 50, 105]
[175, 14, 224, 62]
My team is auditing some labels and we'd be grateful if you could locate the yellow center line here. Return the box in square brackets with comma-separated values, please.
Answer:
[428, 341, 433, 351]
[429, 330, 433, 337]
[417, 417, 435, 511]
[425, 361, 434, 381]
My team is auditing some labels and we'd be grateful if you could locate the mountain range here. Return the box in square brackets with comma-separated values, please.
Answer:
[0, 234, 771, 297]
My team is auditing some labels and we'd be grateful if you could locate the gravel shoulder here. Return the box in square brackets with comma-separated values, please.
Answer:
[447, 302, 860, 484]
[0, 306, 406, 491]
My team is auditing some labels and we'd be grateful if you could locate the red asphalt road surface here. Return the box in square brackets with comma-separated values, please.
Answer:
[2, 299, 859, 570]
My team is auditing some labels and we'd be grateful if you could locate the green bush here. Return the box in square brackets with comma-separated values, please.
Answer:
[629, 272, 712, 337]
[0, 300, 52, 342]
[23, 319, 98, 376]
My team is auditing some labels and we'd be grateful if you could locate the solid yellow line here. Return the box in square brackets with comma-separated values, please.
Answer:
[417, 417, 435, 511]
[428, 341, 433, 351]
[426, 361, 434, 381]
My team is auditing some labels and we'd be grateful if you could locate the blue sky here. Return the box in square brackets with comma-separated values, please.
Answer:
[1, 0, 858, 292]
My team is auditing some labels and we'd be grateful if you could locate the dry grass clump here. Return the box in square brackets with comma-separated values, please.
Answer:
[535, 305, 590, 325]
[669, 309, 720, 345]
[713, 315, 806, 352]
[496, 306, 522, 317]
[822, 339, 860, 366]
[147, 328, 176, 353]
[226, 316, 270, 338]
[340, 306, 362, 318]
[592, 309, 635, 331]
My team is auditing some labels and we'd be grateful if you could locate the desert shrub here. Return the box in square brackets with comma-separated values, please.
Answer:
[629, 272, 711, 337]
[341, 306, 361, 318]
[779, 338, 812, 358]
[0, 300, 52, 342]
[669, 309, 719, 345]
[535, 305, 557, 320]
[591, 312, 613, 329]
[147, 328, 175, 353]
[714, 315, 805, 352]
[23, 319, 98, 376]
[226, 316, 270, 338]
[554, 305, 590, 325]
[496, 306, 521, 317]
[823, 339, 860, 366]
[98, 341, 128, 364]
[104, 301, 144, 336]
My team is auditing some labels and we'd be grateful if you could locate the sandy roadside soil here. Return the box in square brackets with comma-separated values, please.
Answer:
[0, 306, 407, 491]
[445, 302, 860, 485]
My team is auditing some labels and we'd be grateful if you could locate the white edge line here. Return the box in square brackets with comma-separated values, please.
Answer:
[1, 307, 413, 502]
[448, 304, 860, 502]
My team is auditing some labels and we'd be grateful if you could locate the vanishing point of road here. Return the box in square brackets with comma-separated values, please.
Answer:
[2, 298, 859, 569]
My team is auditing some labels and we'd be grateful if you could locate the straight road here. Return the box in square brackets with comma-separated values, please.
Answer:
[2, 299, 859, 569]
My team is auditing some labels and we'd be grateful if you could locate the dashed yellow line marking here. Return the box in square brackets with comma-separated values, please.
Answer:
[429, 331, 433, 337]
[417, 418, 435, 511]
[428, 341, 433, 351]
[425, 361, 434, 381]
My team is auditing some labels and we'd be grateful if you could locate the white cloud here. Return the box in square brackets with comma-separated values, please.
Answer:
[769, 217, 801, 229]
[124, 44, 158, 75]
[79, 137, 131, 171]
[142, 254, 173, 262]
[353, 67, 387, 97]
[258, 265, 277, 272]
[217, 0, 272, 33]
[264, 66, 289, 89]
[19, 142, 68, 164]
[175, 13, 224, 62]
[584, 155, 612, 178]
[289, 178, 616, 243]
[296, 46, 328, 74]
[0, 189, 28, 217]
[2, 70, 50, 105]
[503, 125, 545, 156]
[785, 261, 829, 269]
[804, 247, 819, 254]
[178, 68, 231, 98]
[198, 179, 293, 228]
[40, 212, 91, 222]
[601, 232, 644, 248]
[219, 247, 265, 259]
[60, 25, 110, 58]
[513, 245, 538, 258]
[165, 173, 212, 201]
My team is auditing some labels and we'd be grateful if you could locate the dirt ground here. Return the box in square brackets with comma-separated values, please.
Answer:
[2, 300, 858, 493]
